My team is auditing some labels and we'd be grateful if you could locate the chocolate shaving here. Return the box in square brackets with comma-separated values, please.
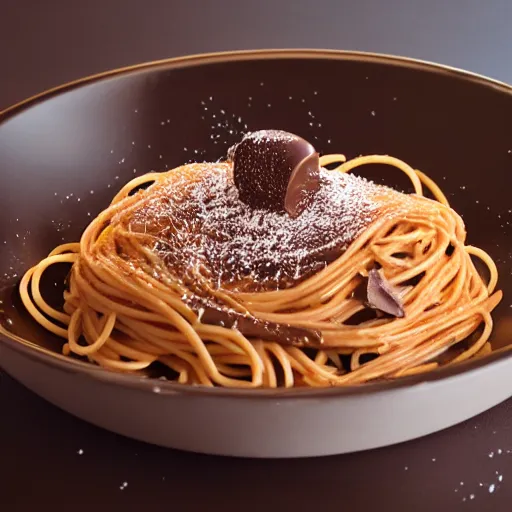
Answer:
[202, 304, 322, 346]
[366, 269, 406, 318]
[190, 295, 322, 346]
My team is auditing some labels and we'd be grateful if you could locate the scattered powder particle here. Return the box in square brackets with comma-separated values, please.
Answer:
[371, 111, 376, 116]
[77, 449, 84, 455]
[460, 482, 464, 486]
[489, 484, 495, 493]
[153, 386, 161, 393]
[469, 494, 475, 500]
[127, 151, 397, 290]
[498, 475, 503, 482]
[498, 449, 503, 454]
[432, 458, 436, 462]
[404, 466, 408, 470]
[489, 452, 494, 458]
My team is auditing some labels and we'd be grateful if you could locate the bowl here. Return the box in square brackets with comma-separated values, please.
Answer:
[1, 50, 512, 458]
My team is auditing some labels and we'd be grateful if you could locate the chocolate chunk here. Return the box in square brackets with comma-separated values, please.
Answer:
[229, 130, 321, 217]
[193, 296, 322, 346]
[367, 269, 406, 318]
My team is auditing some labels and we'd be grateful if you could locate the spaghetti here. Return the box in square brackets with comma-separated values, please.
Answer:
[20, 132, 501, 388]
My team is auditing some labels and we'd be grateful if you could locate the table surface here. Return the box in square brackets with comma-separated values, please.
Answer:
[2, 1, 512, 510]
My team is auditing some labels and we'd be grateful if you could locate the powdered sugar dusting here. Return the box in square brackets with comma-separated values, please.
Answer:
[124, 162, 399, 292]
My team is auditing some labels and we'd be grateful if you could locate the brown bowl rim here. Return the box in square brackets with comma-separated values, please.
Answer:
[1, 48, 511, 399]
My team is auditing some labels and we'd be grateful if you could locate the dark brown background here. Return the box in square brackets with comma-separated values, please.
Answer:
[2, 1, 512, 510]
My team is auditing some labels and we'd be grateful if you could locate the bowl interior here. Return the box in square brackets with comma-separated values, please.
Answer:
[1, 51, 512, 382]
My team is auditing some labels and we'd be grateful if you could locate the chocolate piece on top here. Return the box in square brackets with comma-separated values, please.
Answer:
[229, 130, 321, 217]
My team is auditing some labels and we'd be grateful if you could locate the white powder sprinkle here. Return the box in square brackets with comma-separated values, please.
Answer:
[489, 484, 495, 493]
[127, 139, 400, 290]
[77, 449, 84, 455]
